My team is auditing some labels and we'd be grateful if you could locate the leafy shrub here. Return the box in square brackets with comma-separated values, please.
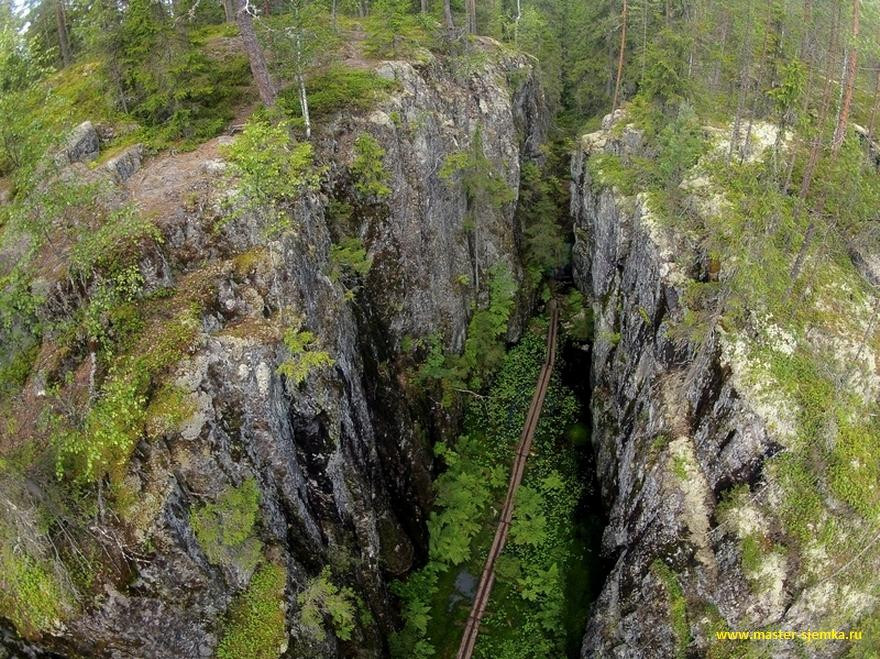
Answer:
[69, 205, 162, 277]
[222, 120, 321, 203]
[419, 264, 517, 402]
[277, 325, 334, 385]
[298, 567, 357, 642]
[217, 562, 287, 659]
[428, 439, 500, 565]
[81, 265, 144, 354]
[509, 486, 548, 547]
[52, 368, 148, 482]
[419, 264, 517, 403]
[351, 134, 392, 199]
[0, 343, 38, 399]
[329, 236, 373, 300]
[190, 478, 262, 573]
[221, 120, 321, 231]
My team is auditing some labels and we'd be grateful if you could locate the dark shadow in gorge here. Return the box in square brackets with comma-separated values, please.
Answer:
[558, 332, 612, 657]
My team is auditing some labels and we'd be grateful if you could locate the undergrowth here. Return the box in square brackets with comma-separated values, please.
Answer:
[391, 322, 591, 658]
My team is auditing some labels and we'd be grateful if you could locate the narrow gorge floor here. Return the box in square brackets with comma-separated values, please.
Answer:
[391, 303, 609, 658]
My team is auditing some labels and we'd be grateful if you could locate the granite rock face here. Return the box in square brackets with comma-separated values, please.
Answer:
[6, 44, 547, 658]
[572, 113, 878, 659]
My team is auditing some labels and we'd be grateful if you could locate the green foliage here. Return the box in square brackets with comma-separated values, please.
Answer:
[516, 7, 563, 113]
[0, 549, 67, 638]
[259, 8, 338, 83]
[96, 0, 250, 148]
[51, 303, 202, 484]
[329, 236, 373, 299]
[217, 562, 287, 659]
[144, 383, 196, 439]
[440, 128, 515, 218]
[651, 560, 689, 659]
[52, 368, 148, 483]
[829, 414, 880, 520]
[221, 120, 321, 232]
[351, 134, 392, 199]
[190, 478, 263, 573]
[518, 161, 568, 279]
[393, 326, 590, 657]
[80, 265, 144, 354]
[428, 439, 501, 565]
[69, 205, 162, 277]
[638, 28, 694, 110]
[509, 485, 548, 547]
[563, 289, 593, 341]
[0, 343, 37, 398]
[419, 264, 517, 403]
[766, 59, 806, 118]
[739, 534, 763, 575]
[277, 325, 334, 385]
[298, 567, 356, 642]
[588, 152, 637, 195]
[279, 66, 397, 121]
[364, 0, 436, 58]
[651, 105, 706, 189]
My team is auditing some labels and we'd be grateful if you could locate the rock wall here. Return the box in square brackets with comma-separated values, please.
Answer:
[571, 112, 878, 658]
[7, 43, 546, 658]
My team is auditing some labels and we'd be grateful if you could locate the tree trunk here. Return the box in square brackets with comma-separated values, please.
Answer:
[640, 0, 647, 83]
[466, 0, 476, 34]
[785, 9, 840, 294]
[223, 0, 236, 22]
[513, 0, 521, 43]
[294, 29, 311, 139]
[611, 0, 628, 113]
[831, 0, 859, 154]
[235, 0, 277, 107]
[420, 0, 427, 13]
[298, 74, 311, 139]
[55, 0, 72, 67]
[740, 8, 772, 162]
[443, 0, 454, 29]
[727, 0, 752, 165]
[868, 68, 880, 140]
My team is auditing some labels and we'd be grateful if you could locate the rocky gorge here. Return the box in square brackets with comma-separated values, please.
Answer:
[571, 112, 880, 658]
[2, 26, 879, 659]
[0, 42, 548, 657]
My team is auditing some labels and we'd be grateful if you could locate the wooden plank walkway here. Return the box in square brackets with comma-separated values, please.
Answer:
[456, 301, 560, 659]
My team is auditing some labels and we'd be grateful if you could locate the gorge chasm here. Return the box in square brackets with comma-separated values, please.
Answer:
[3, 34, 879, 659]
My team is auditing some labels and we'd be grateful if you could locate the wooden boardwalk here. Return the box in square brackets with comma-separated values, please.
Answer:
[456, 301, 560, 659]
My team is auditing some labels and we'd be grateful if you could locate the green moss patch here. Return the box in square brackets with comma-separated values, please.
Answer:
[191, 478, 263, 573]
[217, 562, 288, 659]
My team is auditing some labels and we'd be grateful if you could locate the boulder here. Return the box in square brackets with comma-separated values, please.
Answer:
[63, 121, 100, 164]
[104, 144, 144, 182]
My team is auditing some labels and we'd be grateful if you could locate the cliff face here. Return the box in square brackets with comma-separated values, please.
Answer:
[572, 113, 879, 658]
[3, 43, 547, 658]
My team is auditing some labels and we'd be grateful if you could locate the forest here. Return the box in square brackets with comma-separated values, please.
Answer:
[2, 0, 880, 657]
